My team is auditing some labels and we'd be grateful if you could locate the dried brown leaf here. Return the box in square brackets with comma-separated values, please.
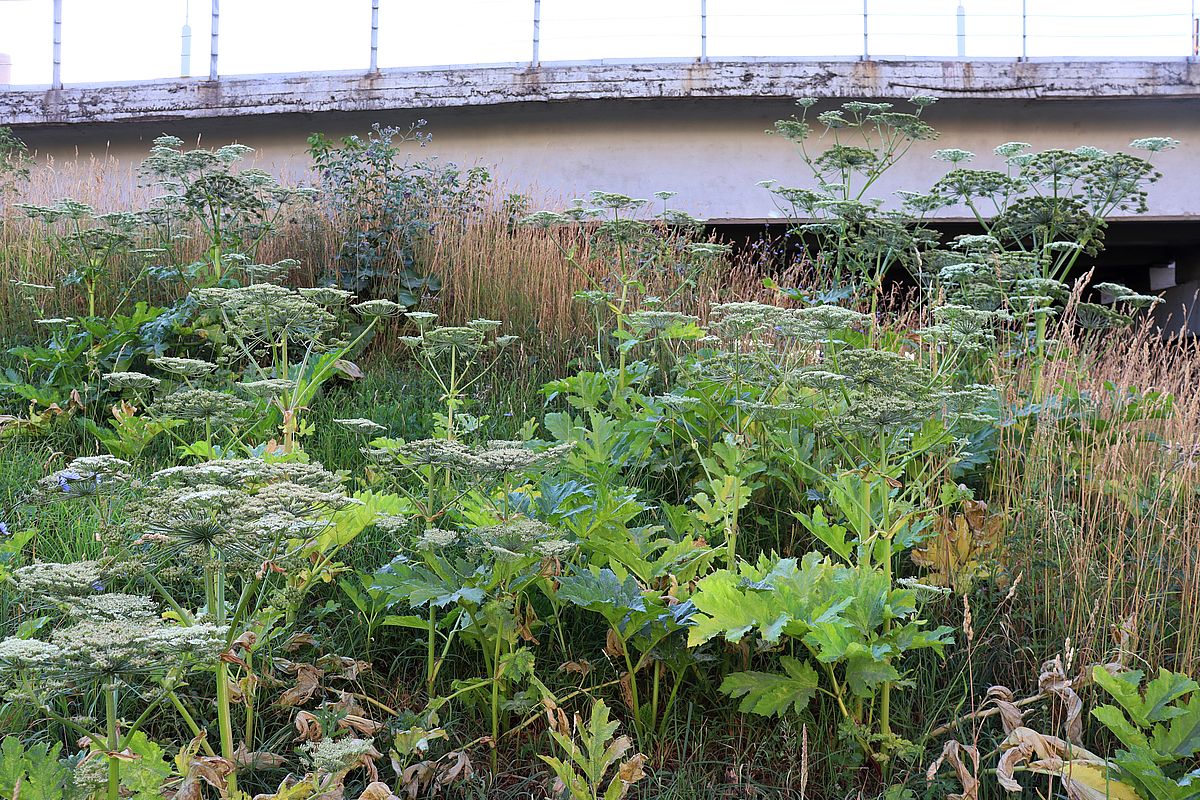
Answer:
[995, 727, 1136, 800]
[618, 753, 648, 786]
[294, 711, 322, 741]
[232, 745, 287, 771]
[177, 756, 235, 800]
[985, 685, 1025, 733]
[560, 660, 592, 679]
[357, 782, 400, 800]
[279, 663, 324, 708]
[926, 740, 979, 800]
[1039, 656, 1084, 743]
[543, 697, 571, 737]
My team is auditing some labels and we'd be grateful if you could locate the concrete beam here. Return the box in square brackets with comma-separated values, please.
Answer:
[2, 58, 1198, 127]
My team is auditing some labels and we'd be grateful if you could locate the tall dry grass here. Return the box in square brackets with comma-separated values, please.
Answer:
[994, 306, 1200, 676]
[0, 154, 772, 351]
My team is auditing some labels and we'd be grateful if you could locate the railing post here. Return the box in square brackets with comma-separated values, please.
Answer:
[700, 0, 708, 62]
[209, 0, 219, 81]
[862, 0, 869, 59]
[370, 0, 380, 72]
[1021, 0, 1027, 60]
[1192, 0, 1198, 58]
[956, 3, 965, 57]
[532, 0, 541, 67]
[181, 20, 192, 77]
[52, 0, 62, 89]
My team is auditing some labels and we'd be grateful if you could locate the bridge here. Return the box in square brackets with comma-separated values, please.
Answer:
[3, 58, 1197, 220]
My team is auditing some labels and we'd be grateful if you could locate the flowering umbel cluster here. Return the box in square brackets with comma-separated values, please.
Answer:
[33, 456, 131, 503]
[120, 458, 354, 574]
[0, 570, 225, 690]
[365, 438, 574, 479]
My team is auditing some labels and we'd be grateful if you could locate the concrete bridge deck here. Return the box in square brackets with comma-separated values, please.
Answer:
[2, 58, 1198, 126]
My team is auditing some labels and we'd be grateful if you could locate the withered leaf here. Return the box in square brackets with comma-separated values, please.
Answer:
[926, 740, 979, 800]
[985, 685, 1024, 733]
[279, 663, 324, 707]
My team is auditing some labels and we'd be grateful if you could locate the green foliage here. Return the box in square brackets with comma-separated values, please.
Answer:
[539, 699, 647, 800]
[307, 121, 490, 298]
[1092, 665, 1200, 800]
[719, 656, 819, 716]
[0, 737, 74, 800]
[2, 302, 171, 414]
[0, 126, 32, 199]
[690, 552, 951, 758]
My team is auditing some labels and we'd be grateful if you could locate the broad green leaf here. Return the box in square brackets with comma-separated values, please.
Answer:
[1152, 695, 1200, 759]
[556, 568, 646, 624]
[1113, 747, 1196, 800]
[1094, 666, 1151, 727]
[795, 506, 853, 561]
[719, 657, 818, 716]
[687, 570, 773, 646]
[382, 614, 435, 631]
[1142, 669, 1199, 723]
[844, 646, 900, 697]
[1093, 704, 1153, 756]
[320, 491, 410, 550]
[0, 737, 28, 797]
[118, 732, 173, 800]
[373, 562, 484, 609]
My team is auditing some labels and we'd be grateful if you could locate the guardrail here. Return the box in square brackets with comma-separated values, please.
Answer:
[5, 0, 1198, 89]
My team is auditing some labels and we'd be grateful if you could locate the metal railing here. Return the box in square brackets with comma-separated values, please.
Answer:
[15, 0, 1200, 90]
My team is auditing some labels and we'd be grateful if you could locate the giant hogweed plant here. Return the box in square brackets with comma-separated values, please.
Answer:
[91, 286, 405, 459]
[2, 136, 318, 427]
[765, 97, 1175, 399]
[762, 95, 941, 313]
[523, 190, 729, 408]
[535, 295, 1004, 762]
[0, 554, 226, 800]
[365, 434, 575, 761]
[11, 453, 384, 797]
[926, 136, 1176, 396]
[13, 200, 147, 319]
[138, 136, 317, 287]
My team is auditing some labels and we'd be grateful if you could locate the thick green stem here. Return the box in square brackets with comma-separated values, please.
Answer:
[105, 684, 120, 800]
[208, 560, 238, 795]
[426, 606, 437, 696]
[490, 631, 503, 772]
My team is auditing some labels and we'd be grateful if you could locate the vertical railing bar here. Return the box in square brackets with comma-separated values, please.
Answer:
[532, 0, 541, 67]
[1192, 0, 1198, 58]
[181, 14, 192, 77]
[956, 3, 966, 57]
[52, 0, 62, 89]
[1021, 0, 1028, 60]
[370, 0, 380, 72]
[209, 0, 219, 80]
[700, 0, 708, 62]
[862, 0, 869, 59]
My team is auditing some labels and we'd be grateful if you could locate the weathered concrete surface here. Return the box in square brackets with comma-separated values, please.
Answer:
[2, 59, 1198, 127]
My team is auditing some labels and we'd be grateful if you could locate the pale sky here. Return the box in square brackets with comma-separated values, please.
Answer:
[0, 0, 1192, 86]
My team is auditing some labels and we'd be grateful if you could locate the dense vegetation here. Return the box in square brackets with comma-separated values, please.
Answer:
[0, 101, 1193, 800]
